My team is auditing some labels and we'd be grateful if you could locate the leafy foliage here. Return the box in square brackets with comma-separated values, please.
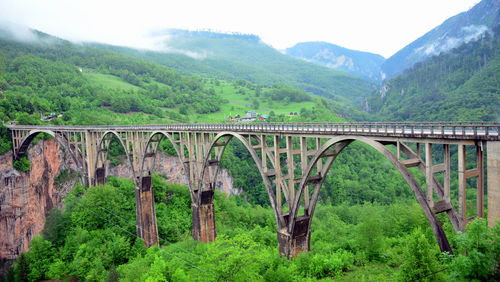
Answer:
[397, 228, 445, 281]
[7, 175, 499, 281]
[448, 218, 500, 280]
[370, 27, 500, 121]
[13, 156, 31, 172]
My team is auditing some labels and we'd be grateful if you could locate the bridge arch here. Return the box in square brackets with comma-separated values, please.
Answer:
[94, 131, 134, 183]
[139, 131, 185, 188]
[198, 132, 284, 228]
[289, 136, 452, 254]
[16, 130, 87, 183]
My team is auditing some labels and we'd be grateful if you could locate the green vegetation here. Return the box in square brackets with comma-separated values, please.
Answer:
[13, 156, 31, 172]
[4, 176, 498, 281]
[0, 28, 341, 126]
[370, 25, 500, 121]
[91, 29, 376, 114]
[1, 21, 499, 282]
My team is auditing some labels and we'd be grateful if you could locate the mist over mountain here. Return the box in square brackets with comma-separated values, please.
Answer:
[91, 29, 375, 108]
[381, 0, 500, 78]
[369, 24, 500, 121]
[285, 42, 385, 82]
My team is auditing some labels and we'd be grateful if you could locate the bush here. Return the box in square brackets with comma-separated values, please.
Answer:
[13, 156, 31, 172]
[449, 219, 499, 280]
[397, 228, 445, 282]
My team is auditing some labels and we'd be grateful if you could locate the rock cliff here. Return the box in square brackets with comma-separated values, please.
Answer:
[0, 141, 239, 261]
[108, 153, 241, 195]
[0, 139, 77, 260]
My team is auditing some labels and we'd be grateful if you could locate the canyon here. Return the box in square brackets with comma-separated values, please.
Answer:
[0, 138, 238, 263]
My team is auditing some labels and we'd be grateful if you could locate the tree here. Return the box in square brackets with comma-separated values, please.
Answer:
[13, 156, 31, 172]
[449, 219, 499, 280]
[397, 228, 444, 282]
[252, 99, 260, 109]
[178, 104, 188, 115]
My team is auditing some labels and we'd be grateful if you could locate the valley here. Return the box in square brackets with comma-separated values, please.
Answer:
[0, 0, 499, 281]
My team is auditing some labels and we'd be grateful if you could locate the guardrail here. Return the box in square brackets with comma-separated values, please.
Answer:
[8, 122, 500, 140]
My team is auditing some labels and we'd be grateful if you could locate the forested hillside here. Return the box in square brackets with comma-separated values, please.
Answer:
[0, 25, 344, 127]
[90, 29, 375, 108]
[4, 176, 498, 281]
[381, 0, 499, 78]
[0, 17, 499, 281]
[369, 25, 500, 121]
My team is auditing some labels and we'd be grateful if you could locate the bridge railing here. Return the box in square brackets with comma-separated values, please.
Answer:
[186, 122, 500, 138]
[7, 122, 500, 139]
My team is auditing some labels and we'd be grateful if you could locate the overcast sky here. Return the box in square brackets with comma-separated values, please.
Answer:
[0, 0, 481, 58]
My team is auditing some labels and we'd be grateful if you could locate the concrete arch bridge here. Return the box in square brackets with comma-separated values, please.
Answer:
[7, 122, 500, 258]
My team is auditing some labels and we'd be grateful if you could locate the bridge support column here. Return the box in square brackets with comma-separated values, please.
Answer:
[137, 176, 159, 246]
[95, 167, 106, 185]
[192, 190, 216, 242]
[278, 215, 311, 258]
[487, 142, 500, 227]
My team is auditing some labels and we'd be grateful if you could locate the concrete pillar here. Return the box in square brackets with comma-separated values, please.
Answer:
[277, 215, 310, 258]
[95, 167, 106, 185]
[192, 190, 216, 242]
[138, 176, 159, 246]
[458, 144, 466, 225]
[487, 142, 500, 227]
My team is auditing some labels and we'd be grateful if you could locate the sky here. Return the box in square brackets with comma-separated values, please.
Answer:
[0, 0, 481, 58]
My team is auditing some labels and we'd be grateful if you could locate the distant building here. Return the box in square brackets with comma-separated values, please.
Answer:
[246, 111, 257, 118]
[288, 112, 298, 116]
[258, 115, 268, 121]
[234, 114, 241, 119]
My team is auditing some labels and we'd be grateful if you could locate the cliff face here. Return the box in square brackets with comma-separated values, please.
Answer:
[0, 138, 78, 260]
[108, 153, 241, 195]
[0, 142, 239, 261]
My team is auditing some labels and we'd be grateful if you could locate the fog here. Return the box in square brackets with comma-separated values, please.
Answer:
[0, 0, 481, 57]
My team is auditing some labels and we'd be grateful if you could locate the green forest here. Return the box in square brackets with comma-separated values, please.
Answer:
[0, 19, 499, 281]
[369, 25, 500, 121]
[3, 176, 499, 281]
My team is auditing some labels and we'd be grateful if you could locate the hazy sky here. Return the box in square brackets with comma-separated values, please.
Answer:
[0, 0, 481, 58]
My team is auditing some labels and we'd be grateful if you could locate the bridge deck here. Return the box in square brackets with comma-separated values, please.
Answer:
[7, 122, 500, 141]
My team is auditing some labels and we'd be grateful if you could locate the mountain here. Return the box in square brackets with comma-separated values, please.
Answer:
[285, 42, 385, 82]
[368, 24, 500, 121]
[90, 29, 375, 108]
[381, 0, 500, 78]
[0, 24, 343, 128]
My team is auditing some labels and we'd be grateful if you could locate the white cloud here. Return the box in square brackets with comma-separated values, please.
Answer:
[0, 0, 481, 58]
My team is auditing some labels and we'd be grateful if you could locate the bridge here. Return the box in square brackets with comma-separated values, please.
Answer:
[7, 122, 500, 258]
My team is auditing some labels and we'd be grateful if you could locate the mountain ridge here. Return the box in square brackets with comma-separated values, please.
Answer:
[285, 41, 385, 82]
[381, 0, 500, 78]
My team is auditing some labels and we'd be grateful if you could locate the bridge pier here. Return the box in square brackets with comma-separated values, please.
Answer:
[488, 142, 500, 227]
[191, 190, 216, 242]
[278, 215, 311, 258]
[95, 167, 106, 185]
[137, 176, 159, 246]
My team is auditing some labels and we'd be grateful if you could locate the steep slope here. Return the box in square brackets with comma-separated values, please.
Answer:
[382, 0, 500, 78]
[369, 25, 500, 121]
[285, 41, 385, 82]
[0, 24, 338, 127]
[91, 29, 375, 107]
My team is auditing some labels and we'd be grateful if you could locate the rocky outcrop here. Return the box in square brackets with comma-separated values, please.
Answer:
[0, 142, 239, 262]
[0, 139, 78, 260]
[108, 153, 241, 195]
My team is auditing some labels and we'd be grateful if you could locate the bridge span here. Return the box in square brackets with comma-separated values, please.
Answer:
[7, 122, 500, 257]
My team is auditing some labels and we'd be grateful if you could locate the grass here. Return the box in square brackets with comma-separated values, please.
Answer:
[167, 81, 328, 123]
[81, 72, 343, 124]
[83, 71, 142, 91]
